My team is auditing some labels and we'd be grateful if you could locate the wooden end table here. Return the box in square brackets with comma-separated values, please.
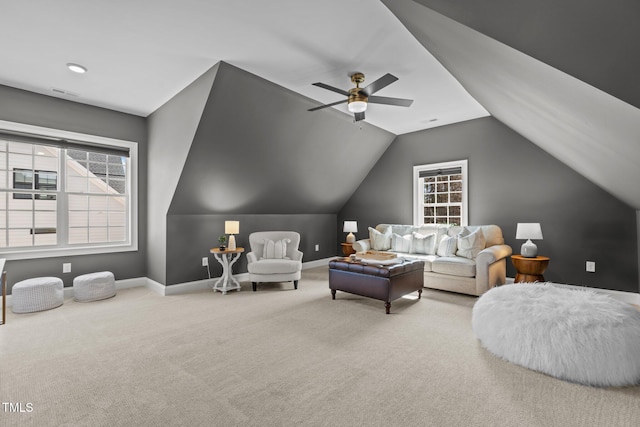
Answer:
[341, 242, 355, 256]
[210, 247, 244, 294]
[511, 255, 550, 283]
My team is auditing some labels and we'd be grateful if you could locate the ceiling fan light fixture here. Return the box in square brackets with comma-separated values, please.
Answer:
[348, 100, 367, 113]
[66, 63, 87, 74]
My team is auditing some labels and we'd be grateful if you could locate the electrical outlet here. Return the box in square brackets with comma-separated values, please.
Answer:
[202, 257, 208, 267]
[315, 244, 320, 251]
[63, 263, 71, 273]
[586, 261, 596, 273]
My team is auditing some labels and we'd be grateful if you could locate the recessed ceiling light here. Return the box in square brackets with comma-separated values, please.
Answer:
[66, 63, 87, 74]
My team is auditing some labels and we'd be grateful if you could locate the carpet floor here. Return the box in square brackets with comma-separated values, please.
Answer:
[1, 267, 639, 427]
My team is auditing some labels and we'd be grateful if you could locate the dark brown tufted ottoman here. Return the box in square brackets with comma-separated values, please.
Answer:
[328, 258, 425, 314]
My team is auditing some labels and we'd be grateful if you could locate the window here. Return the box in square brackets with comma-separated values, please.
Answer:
[0, 120, 137, 259]
[413, 160, 468, 226]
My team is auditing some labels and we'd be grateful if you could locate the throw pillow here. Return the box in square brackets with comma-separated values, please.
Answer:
[369, 227, 392, 251]
[412, 232, 437, 255]
[391, 233, 412, 253]
[437, 235, 458, 257]
[262, 238, 291, 259]
[456, 228, 486, 259]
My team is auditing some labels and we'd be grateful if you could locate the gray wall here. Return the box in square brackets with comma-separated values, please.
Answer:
[339, 117, 638, 293]
[161, 62, 394, 285]
[146, 65, 219, 285]
[0, 85, 147, 291]
[167, 214, 335, 285]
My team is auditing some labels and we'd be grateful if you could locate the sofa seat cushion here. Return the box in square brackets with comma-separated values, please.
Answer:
[248, 259, 301, 275]
[395, 253, 437, 272]
[431, 256, 476, 277]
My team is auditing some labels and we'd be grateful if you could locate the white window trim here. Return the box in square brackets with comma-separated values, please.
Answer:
[413, 159, 468, 227]
[0, 120, 138, 260]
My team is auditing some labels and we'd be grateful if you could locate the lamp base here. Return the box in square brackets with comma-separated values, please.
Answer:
[346, 232, 355, 244]
[228, 235, 236, 250]
[521, 239, 538, 258]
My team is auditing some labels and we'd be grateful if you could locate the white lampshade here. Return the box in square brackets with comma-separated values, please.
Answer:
[516, 223, 543, 240]
[225, 221, 239, 235]
[343, 220, 357, 244]
[225, 220, 239, 250]
[348, 101, 367, 113]
[516, 223, 542, 258]
[343, 221, 358, 233]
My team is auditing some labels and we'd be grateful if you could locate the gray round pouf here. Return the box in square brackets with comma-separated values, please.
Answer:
[472, 283, 640, 387]
[12, 277, 64, 313]
[73, 271, 116, 302]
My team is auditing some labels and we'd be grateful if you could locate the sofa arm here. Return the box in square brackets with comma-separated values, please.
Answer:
[352, 238, 372, 252]
[475, 244, 513, 293]
[247, 252, 258, 264]
[476, 244, 512, 265]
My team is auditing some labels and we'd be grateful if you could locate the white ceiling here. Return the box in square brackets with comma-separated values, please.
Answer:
[0, 0, 488, 135]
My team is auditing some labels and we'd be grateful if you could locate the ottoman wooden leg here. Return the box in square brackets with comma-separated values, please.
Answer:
[331, 289, 336, 300]
[418, 289, 422, 299]
[385, 302, 391, 314]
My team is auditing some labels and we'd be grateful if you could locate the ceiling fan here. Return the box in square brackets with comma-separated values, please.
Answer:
[308, 72, 413, 122]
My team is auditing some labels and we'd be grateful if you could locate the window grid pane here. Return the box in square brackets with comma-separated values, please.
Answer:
[419, 166, 465, 226]
[0, 140, 130, 251]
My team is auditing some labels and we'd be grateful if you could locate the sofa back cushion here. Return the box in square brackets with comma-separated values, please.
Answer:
[411, 232, 437, 255]
[369, 227, 392, 250]
[391, 233, 413, 252]
[448, 225, 504, 247]
[456, 227, 486, 259]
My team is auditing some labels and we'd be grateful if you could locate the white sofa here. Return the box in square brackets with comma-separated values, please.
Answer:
[352, 224, 512, 296]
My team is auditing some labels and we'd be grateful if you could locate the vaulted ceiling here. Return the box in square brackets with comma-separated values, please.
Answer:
[2, 0, 640, 208]
[382, 0, 640, 210]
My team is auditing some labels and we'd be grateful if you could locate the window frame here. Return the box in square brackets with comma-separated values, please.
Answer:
[413, 160, 468, 227]
[0, 120, 138, 261]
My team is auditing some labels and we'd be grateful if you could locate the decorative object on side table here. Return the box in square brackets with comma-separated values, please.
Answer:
[343, 220, 358, 243]
[218, 235, 226, 251]
[511, 255, 550, 283]
[225, 220, 239, 250]
[516, 223, 543, 257]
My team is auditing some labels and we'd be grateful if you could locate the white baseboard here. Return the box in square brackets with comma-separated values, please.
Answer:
[151, 257, 333, 296]
[5, 276, 149, 307]
[3, 258, 335, 305]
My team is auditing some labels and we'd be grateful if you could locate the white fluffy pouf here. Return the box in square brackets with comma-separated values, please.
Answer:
[472, 283, 640, 387]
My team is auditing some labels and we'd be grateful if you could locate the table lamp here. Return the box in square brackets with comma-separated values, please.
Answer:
[343, 221, 358, 244]
[225, 221, 239, 250]
[516, 223, 543, 257]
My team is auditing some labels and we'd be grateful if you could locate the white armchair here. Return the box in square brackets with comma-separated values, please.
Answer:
[246, 231, 303, 291]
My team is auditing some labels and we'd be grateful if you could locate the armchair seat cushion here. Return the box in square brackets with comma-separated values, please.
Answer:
[248, 259, 301, 275]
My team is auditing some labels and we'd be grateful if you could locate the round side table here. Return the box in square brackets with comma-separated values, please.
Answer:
[341, 242, 355, 256]
[210, 247, 245, 294]
[511, 255, 550, 283]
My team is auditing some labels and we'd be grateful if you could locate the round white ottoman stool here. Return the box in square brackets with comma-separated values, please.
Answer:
[12, 277, 64, 313]
[73, 271, 116, 302]
[472, 283, 640, 387]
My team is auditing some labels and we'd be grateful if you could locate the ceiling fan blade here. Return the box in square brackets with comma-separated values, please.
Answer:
[361, 73, 398, 96]
[368, 95, 413, 107]
[354, 111, 365, 122]
[308, 99, 347, 112]
[312, 82, 350, 97]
